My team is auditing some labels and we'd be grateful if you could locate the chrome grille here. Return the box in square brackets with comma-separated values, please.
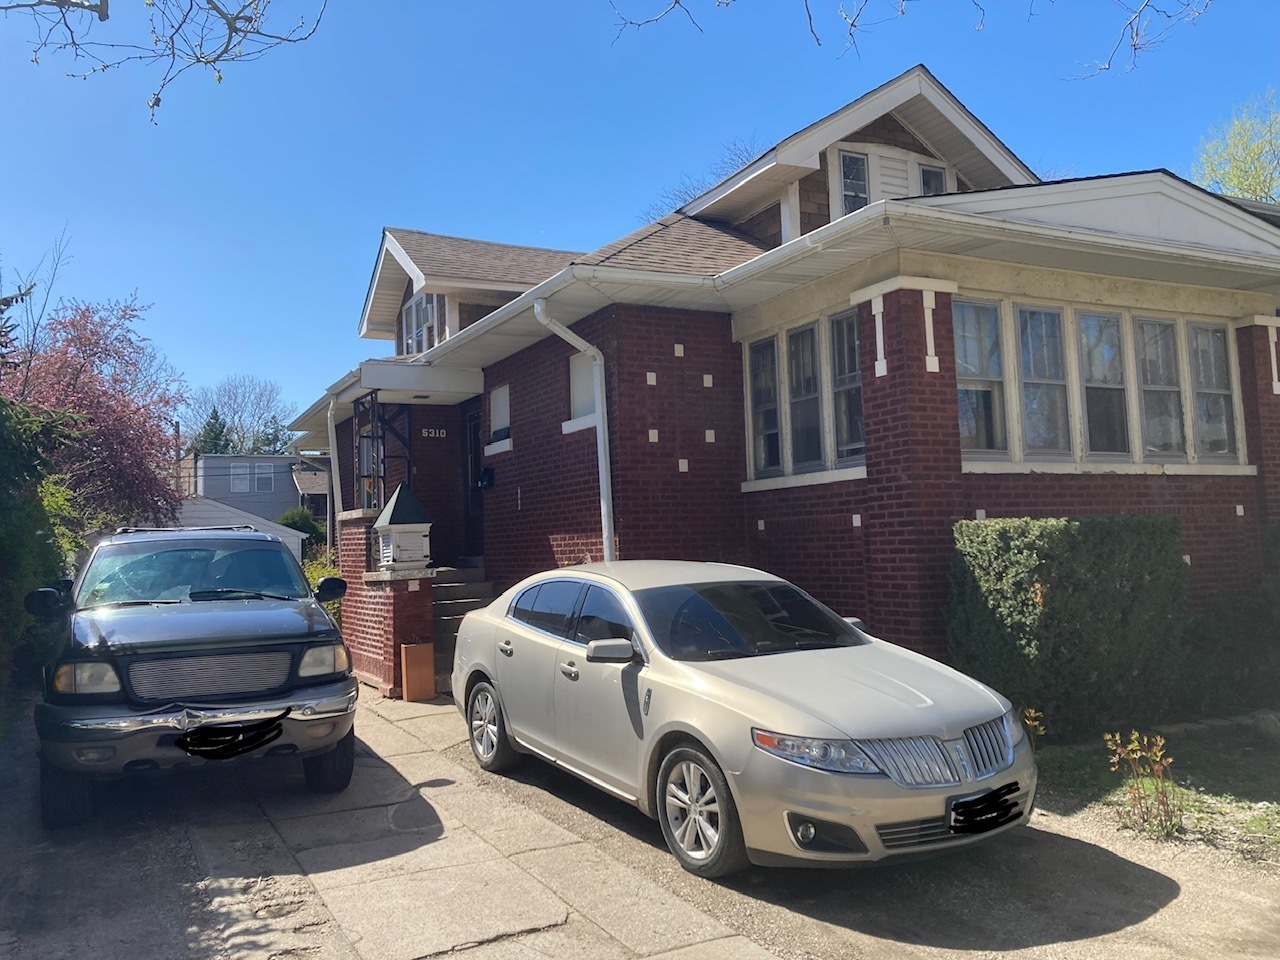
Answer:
[878, 789, 1030, 850]
[963, 715, 1015, 780]
[128, 652, 292, 701]
[855, 736, 960, 788]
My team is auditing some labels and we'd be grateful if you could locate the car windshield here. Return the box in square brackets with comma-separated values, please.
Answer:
[633, 581, 868, 661]
[77, 539, 310, 608]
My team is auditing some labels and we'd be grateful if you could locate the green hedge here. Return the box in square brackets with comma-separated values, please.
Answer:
[948, 515, 1189, 741]
[0, 494, 65, 687]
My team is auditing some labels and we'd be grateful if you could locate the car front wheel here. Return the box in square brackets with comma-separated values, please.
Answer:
[303, 727, 355, 793]
[657, 745, 749, 878]
[40, 756, 93, 829]
[467, 680, 518, 772]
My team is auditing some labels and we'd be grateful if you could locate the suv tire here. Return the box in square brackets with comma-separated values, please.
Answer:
[303, 727, 355, 793]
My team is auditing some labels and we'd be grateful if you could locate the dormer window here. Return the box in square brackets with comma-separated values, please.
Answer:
[839, 152, 870, 215]
[401, 294, 447, 355]
[921, 165, 947, 196]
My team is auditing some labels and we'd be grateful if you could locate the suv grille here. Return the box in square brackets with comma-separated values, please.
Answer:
[129, 652, 292, 701]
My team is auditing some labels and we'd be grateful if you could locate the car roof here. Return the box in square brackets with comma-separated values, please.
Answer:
[524, 560, 784, 593]
[96, 527, 284, 547]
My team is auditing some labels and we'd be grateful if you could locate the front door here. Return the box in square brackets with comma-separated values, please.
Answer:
[462, 397, 485, 558]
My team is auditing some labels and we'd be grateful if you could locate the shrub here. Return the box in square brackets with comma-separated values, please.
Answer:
[1104, 730, 1184, 839]
[302, 549, 342, 629]
[948, 515, 1188, 741]
[277, 506, 325, 556]
[0, 494, 65, 687]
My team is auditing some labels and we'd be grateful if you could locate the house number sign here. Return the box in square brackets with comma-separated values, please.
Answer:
[421, 428, 448, 439]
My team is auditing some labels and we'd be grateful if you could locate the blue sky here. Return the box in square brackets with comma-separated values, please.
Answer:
[1, 1, 1276, 422]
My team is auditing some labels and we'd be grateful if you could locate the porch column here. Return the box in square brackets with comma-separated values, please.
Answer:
[853, 279, 963, 660]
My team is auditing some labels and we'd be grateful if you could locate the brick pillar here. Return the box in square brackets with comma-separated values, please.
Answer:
[336, 512, 435, 697]
[1237, 319, 1280, 524]
[858, 285, 963, 660]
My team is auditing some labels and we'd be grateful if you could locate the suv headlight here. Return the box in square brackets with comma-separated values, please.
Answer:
[298, 643, 351, 677]
[752, 729, 881, 775]
[52, 661, 122, 695]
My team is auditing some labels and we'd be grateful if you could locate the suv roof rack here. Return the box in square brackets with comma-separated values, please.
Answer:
[113, 525, 260, 534]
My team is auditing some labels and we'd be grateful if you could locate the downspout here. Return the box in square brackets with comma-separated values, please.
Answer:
[326, 396, 341, 555]
[533, 298, 616, 562]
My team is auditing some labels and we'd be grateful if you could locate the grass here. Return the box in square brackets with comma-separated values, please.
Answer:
[1035, 728, 1280, 867]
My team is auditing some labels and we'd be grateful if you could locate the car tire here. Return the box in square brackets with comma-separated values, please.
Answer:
[40, 756, 93, 829]
[467, 680, 518, 772]
[303, 727, 355, 793]
[657, 745, 749, 878]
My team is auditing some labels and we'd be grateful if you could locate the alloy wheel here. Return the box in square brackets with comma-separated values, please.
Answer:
[470, 688, 498, 761]
[663, 759, 721, 861]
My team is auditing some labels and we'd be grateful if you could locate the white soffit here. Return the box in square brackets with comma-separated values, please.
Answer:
[915, 173, 1280, 262]
[358, 235, 420, 340]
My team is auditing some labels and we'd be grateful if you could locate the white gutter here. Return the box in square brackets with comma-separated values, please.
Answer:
[533, 297, 616, 563]
[326, 396, 341, 554]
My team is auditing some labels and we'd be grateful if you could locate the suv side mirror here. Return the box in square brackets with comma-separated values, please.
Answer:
[314, 577, 347, 604]
[25, 588, 67, 619]
[55, 578, 74, 594]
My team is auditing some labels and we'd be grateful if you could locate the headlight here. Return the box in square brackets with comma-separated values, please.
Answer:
[298, 643, 351, 677]
[752, 729, 881, 775]
[1005, 709, 1026, 747]
[52, 661, 121, 695]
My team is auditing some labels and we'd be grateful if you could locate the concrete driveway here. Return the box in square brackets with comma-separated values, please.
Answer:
[1, 690, 1277, 960]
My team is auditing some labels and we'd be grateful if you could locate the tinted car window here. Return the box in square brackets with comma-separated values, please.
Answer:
[573, 586, 636, 645]
[522, 580, 582, 638]
[510, 585, 542, 626]
[634, 581, 867, 661]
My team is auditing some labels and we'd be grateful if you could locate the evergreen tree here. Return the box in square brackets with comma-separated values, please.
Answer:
[192, 406, 232, 455]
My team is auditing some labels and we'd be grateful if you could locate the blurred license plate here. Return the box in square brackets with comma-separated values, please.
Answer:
[947, 781, 1021, 835]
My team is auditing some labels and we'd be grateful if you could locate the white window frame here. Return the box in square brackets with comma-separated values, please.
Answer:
[1188, 322, 1238, 462]
[953, 297, 1012, 457]
[747, 337, 783, 478]
[1075, 310, 1131, 459]
[920, 164, 947, 196]
[254, 462, 274, 493]
[1015, 304, 1075, 459]
[485, 383, 512, 456]
[400, 293, 450, 356]
[955, 291, 1247, 472]
[568, 352, 596, 422]
[230, 462, 250, 493]
[787, 324, 825, 471]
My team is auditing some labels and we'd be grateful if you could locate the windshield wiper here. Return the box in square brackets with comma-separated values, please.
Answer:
[189, 589, 296, 602]
[86, 599, 183, 609]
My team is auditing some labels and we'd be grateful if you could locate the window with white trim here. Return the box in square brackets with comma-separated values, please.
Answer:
[1018, 307, 1070, 455]
[1136, 318, 1185, 457]
[920, 165, 947, 196]
[1078, 313, 1129, 455]
[954, 296, 1242, 467]
[230, 462, 250, 493]
[749, 339, 781, 476]
[788, 326, 823, 469]
[953, 299, 1007, 452]
[569, 352, 595, 420]
[839, 151, 869, 215]
[830, 311, 864, 461]
[254, 462, 274, 493]
[488, 384, 510, 444]
[401, 294, 448, 355]
[1189, 324, 1236, 458]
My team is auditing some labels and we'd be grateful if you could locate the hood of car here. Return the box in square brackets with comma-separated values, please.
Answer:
[70, 600, 339, 652]
[691, 640, 1007, 742]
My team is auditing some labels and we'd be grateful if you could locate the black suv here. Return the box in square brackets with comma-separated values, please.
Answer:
[25, 526, 358, 827]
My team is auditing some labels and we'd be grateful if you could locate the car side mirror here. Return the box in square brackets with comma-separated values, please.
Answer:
[314, 577, 347, 604]
[843, 616, 865, 630]
[585, 638, 638, 664]
[25, 588, 67, 619]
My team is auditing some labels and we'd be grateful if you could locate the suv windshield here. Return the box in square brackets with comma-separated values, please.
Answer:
[77, 539, 310, 608]
[633, 581, 868, 661]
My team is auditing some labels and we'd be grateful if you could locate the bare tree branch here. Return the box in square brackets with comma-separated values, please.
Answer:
[2, 0, 326, 117]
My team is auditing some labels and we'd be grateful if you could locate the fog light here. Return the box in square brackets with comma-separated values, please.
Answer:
[303, 722, 335, 739]
[74, 746, 116, 763]
[796, 821, 816, 844]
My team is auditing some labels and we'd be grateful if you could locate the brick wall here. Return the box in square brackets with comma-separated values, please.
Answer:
[736, 202, 782, 249]
[610, 305, 748, 563]
[1237, 324, 1280, 523]
[408, 405, 465, 566]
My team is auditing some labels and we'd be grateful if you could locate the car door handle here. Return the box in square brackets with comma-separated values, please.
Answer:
[559, 662, 579, 681]
[498, 639, 513, 656]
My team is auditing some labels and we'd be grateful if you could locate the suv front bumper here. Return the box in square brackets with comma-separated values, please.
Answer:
[36, 676, 358, 774]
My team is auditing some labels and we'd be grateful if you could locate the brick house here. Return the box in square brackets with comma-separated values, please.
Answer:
[291, 65, 1280, 697]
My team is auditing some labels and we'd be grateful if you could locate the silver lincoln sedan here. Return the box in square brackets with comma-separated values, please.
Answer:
[452, 561, 1037, 877]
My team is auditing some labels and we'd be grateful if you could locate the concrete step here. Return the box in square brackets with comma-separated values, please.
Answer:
[431, 580, 496, 603]
[432, 596, 492, 619]
[431, 566, 488, 585]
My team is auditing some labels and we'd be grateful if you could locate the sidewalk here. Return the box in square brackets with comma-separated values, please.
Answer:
[219, 691, 780, 960]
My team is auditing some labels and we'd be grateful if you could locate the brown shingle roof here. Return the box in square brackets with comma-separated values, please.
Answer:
[573, 214, 769, 276]
[386, 228, 583, 287]
[292, 469, 329, 496]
